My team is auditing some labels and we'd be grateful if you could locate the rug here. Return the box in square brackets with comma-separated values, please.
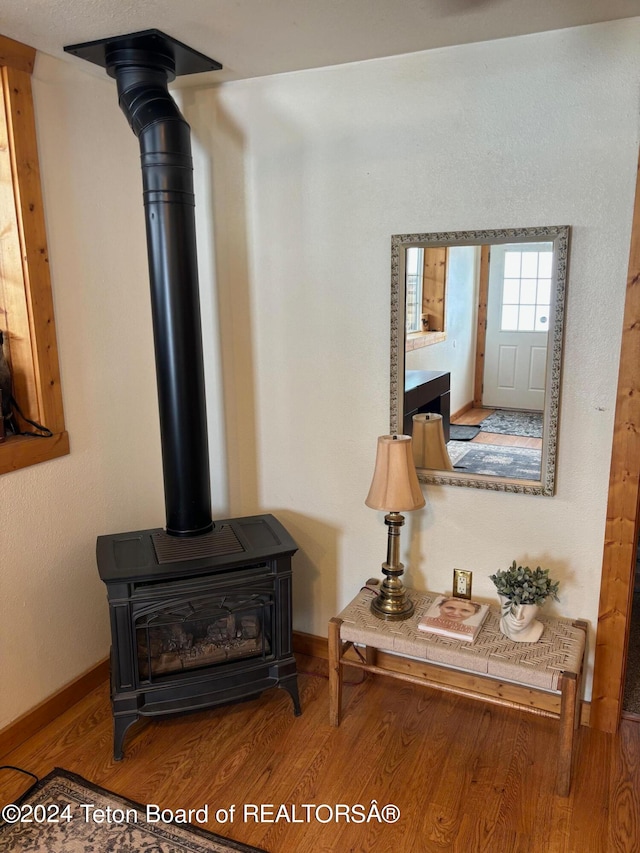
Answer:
[446, 440, 471, 466]
[479, 409, 543, 438]
[448, 424, 480, 441]
[450, 442, 542, 480]
[0, 768, 266, 853]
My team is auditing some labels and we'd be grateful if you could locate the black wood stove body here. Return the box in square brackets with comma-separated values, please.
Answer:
[65, 31, 303, 759]
[98, 514, 300, 760]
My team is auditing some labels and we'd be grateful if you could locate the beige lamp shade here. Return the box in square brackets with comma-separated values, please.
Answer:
[411, 413, 453, 471]
[365, 435, 426, 512]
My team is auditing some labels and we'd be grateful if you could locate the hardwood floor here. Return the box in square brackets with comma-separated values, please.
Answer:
[452, 407, 543, 450]
[2, 654, 639, 852]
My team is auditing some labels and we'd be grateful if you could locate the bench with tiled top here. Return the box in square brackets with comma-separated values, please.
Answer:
[328, 587, 587, 796]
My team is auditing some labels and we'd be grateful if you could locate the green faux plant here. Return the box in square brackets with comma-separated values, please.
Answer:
[489, 561, 560, 606]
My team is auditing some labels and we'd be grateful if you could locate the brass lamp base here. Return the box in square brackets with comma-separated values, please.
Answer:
[370, 574, 415, 621]
[370, 511, 415, 621]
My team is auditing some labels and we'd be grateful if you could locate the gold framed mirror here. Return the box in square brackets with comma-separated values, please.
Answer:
[390, 226, 570, 495]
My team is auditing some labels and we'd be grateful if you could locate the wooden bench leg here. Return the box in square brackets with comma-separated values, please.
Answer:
[328, 617, 343, 727]
[557, 671, 578, 796]
[365, 644, 377, 674]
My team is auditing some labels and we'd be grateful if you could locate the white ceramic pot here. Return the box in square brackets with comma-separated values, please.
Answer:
[498, 595, 544, 643]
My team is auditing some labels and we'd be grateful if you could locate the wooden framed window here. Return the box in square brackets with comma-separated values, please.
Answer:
[405, 246, 448, 351]
[0, 33, 68, 473]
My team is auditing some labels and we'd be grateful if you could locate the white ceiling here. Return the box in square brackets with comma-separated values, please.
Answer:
[3, 0, 640, 85]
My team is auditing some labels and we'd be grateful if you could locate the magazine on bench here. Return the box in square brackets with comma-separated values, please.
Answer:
[418, 595, 489, 643]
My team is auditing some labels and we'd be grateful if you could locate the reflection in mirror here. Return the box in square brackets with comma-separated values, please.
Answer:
[390, 226, 569, 496]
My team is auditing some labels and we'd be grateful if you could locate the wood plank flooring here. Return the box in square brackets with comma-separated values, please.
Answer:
[453, 407, 543, 450]
[2, 654, 639, 852]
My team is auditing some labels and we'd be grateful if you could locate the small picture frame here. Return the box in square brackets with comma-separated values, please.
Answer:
[453, 569, 472, 600]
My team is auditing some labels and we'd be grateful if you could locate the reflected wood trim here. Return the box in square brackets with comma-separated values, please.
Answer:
[406, 330, 447, 351]
[452, 407, 542, 448]
[450, 401, 474, 422]
[422, 247, 447, 332]
[473, 432, 542, 450]
[473, 245, 490, 406]
[591, 147, 640, 734]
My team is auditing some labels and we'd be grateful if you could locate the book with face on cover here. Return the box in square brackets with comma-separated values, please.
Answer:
[417, 595, 490, 642]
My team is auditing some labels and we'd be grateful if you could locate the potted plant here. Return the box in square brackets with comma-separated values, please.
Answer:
[489, 561, 560, 642]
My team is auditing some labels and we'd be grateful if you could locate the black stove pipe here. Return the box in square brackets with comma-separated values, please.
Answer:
[105, 40, 213, 537]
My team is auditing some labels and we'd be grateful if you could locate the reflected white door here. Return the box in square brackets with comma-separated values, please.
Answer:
[483, 243, 552, 411]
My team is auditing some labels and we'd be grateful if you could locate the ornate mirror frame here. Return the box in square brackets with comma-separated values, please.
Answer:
[390, 225, 570, 495]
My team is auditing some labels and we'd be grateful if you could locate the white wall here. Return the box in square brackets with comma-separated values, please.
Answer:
[183, 18, 639, 697]
[1, 18, 638, 728]
[0, 55, 164, 729]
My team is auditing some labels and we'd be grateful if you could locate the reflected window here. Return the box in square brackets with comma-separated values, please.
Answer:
[501, 248, 553, 332]
[405, 247, 424, 333]
[405, 246, 447, 335]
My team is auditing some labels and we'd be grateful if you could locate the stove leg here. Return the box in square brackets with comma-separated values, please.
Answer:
[113, 713, 138, 761]
[280, 676, 302, 716]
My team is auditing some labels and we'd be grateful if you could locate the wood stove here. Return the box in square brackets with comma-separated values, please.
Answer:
[98, 514, 300, 760]
[64, 31, 302, 758]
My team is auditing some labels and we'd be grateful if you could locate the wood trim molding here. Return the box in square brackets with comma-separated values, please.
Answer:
[0, 431, 70, 473]
[0, 33, 35, 74]
[5, 65, 65, 433]
[0, 34, 68, 473]
[0, 630, 591, 758]
[0, 635, 323, 758]
[0, 659, 110, 759]
[590, 147, 640, 734]
[293, 630, 329, 660]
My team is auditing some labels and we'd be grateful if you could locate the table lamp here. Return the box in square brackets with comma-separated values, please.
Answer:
[411, 413, 453, 470]
[365, 434, 425, 620]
